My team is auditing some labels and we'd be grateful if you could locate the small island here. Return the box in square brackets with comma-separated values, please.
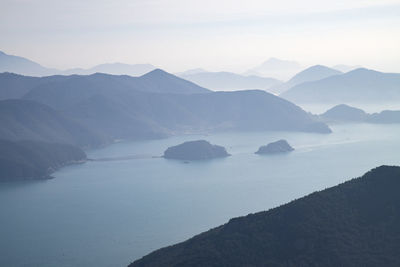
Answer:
[163, 140, 230, 160]
[255, 139, 294, 154]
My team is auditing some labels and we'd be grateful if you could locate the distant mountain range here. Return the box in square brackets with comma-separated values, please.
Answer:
[245, 57, 303, 80]
[0, 51, 57, 76]
[130, 165, 400, 266]
[180, 71, 282, 94]
[332, 64, 362, 73]
[0, 69, 331, 147]
[61, 63, 156, 77]
[280, 68, 400, 104]
[273, 65, 342, 93]
[0, 50, 156, 77]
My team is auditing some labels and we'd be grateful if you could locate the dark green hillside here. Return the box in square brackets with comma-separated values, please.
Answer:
[0, 139, 86, 181]
[130, 166, 400, 267]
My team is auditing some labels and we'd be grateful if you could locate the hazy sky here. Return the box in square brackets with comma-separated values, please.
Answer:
[1, 0, 400, 72]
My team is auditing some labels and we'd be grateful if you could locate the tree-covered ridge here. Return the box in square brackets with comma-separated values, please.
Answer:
[130, 166, 400, 267]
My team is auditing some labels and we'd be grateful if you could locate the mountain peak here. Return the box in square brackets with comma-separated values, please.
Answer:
[141, 68, 170, 77]
[283, 65, 342, 88]
[346, 68, 382, 76]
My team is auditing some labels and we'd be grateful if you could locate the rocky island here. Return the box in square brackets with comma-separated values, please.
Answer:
[255, 139, 294, 154]
[163, 140, 230, 160]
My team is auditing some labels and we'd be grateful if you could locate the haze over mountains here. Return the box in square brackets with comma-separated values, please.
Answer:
[180, 71, 282, 93]
[0, 51, 57, 77]
[245, 57, 303, 80]
[0, 50, 157, 77]
[275, 65, 342, 92]
[0, 63, 333, 180]
[0, 69, 331, 144]
[281, 68, 400, 104]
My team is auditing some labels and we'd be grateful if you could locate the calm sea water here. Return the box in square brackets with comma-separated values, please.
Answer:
[1, 123, 400, 267]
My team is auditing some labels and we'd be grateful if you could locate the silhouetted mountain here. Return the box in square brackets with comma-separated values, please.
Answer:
[332, 64, 362, 73]
[276, 65, 342, 92]
[180, 71, 282, 93]
[320, 104, 368, 122]
[139, 69, 210, 94]
[163, 140, 230, 160]
[0, 72, 74, 100]
[23, 70, 209, 109]
[62, 63, 156, 76]
[130, 165, 400, 267]
[0, 51, 57, 76]
[245, 58, 302, 80]
[255, 139, 294, 154]
[0, 139, 86, 181]
[280, 68, 400, 104]
[1, 71, 330, 142]
[0, 50, 158, 77]
[0, 99, 106, 148]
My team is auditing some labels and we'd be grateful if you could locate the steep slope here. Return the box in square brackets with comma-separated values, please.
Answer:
[0, 51, 56, 76]
[0, 99, 106, 147]
[280, 68, 400, 104]
[276, 65, 342, 92]
[0, 139, 86, 181]
[180, 71, 282, 93]
[130, 166, 400, 267]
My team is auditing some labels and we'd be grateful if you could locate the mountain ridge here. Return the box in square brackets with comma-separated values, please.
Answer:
[130, 165, 400, 266]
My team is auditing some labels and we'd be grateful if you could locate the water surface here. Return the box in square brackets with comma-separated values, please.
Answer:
[1, 123, 400, 267]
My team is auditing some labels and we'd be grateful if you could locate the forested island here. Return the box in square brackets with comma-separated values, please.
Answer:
[163, 140, 230, 160]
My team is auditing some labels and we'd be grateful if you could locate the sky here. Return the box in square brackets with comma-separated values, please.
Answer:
[1, 0, 400, 73]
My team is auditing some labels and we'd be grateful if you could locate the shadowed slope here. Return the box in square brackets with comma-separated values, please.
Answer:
[130, 166, 400, 267]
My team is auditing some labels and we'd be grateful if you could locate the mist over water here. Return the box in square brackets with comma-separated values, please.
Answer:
[1, 122, 399, 267]
[298, 102, 400, 114]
